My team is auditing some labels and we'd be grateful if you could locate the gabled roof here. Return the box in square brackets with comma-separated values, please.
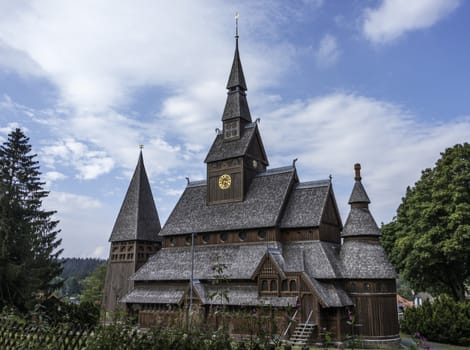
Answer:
[281, 241, 342, 279]
[280, 180, 332, 228]
[109, 151, 161, 242]
[159, 166, 295, 236]
[205, 123, 267, 163]
[132, 243, 279, 281]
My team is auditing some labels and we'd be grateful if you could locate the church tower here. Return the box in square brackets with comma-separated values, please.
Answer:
[340, 164, 400, 346]
[204, 32, 268, 204]
[103, 150, 161, 314]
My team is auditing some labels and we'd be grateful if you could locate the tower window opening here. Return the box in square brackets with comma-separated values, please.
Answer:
[224, 120, 239, 139]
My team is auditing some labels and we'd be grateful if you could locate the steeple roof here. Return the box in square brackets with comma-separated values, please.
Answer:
[226, 39, 247, 91]
[109, 151, 161, 242]
[348, 163, 370, 204]
[222, 36, 252, 122]
[342, 164, 380, 238]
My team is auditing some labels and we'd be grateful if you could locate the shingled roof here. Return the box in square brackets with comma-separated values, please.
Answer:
[340, 240, 396, 279]
[159, 166, 295, 236]
[280, 180, 331, 228]
[222, 37, 251, 122]
[121, 285, 185, 304]
[205, 123, 267, 164]
[196, 283, 297, 307]
[132, 242, 279, 281]
[281, 241, 342, 279]
[109, 151, 161, 242]
[340, 164, 396, 278]
[342, 164, 380, 238]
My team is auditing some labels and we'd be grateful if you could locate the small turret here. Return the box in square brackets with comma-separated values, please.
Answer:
[342, 163, 380, 238]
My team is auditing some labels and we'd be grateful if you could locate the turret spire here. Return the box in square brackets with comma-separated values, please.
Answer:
[342, 163, 380, 238]
[109, 150, 161, 242]
[222, 14, 251, 122]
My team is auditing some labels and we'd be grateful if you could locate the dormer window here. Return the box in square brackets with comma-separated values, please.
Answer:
[224, 120, 239, 140]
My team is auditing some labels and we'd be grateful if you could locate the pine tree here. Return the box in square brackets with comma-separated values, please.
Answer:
[0, 128, 63, 310]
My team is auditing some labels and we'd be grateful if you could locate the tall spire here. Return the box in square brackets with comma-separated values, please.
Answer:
[222, 13, 251, 122]
[109, 150, 161, 242]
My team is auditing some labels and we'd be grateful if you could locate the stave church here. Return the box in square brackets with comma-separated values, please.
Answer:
[103, 31, 400, 347]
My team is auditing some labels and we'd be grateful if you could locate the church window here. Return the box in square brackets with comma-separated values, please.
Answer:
[185, 235, 192, 245]
[261, 280, 268, 291]
[224, 120, 239, 139]
[238, 231, 246, 241]
[281, 280, 288, 291]
[220, 232, 228, 242]
[290, 280, 297, 291]
[365, 282, 371, 291]
[258, 230, 266, 240]
[270, 280, 277, 291]
[169, 237, 176, 246]
[202, 234, 210, 244]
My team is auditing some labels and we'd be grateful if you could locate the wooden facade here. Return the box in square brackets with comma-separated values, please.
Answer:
[107, 38, 400, 348]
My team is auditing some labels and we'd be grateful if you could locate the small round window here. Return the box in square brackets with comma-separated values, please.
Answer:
[202, 234, 210, 244]
[220, 232, 228, 242]
[258, 230, 266, 240]
[239, 231, 247, 241]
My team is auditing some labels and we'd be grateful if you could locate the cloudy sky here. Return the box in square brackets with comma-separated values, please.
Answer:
[1, 0, 469, 258]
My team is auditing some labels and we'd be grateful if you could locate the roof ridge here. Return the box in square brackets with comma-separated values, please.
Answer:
[257, 165, 294, 176]
[296, 179, 330, 189]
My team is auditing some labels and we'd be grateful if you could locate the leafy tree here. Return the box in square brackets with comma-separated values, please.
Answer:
[80, 262, 107, 304]
[382, 143, 470, 301]
[0, 128, 63, 310]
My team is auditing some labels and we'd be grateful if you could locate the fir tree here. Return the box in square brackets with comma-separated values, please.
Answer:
[0, 128, 63, 310]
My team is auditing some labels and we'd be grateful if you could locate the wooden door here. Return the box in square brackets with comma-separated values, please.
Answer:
[301, 294, 315, 323]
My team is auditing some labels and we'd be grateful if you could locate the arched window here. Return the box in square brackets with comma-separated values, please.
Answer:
[289, 280, 297, 291]
[270, 280, 277, 291]
[261, 280, 268, 291]
[281, 280, 288, 291]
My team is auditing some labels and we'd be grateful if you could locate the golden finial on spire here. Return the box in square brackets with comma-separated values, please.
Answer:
[235, 12, 239, 39]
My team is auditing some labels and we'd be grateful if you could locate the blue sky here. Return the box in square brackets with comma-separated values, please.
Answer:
[0, 0, 469, 258]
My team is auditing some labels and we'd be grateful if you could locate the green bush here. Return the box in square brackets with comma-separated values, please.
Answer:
[401, 294, 470, 346]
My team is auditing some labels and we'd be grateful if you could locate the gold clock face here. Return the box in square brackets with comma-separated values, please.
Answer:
[218, 174, 232, 189]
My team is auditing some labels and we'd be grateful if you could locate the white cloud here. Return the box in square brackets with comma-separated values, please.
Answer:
[261, 93, 470, 223]
[44, 171, 67, 185]
[45, 191, 102, 212]
[41, 138, 114, 180]
[363, 0, 460, 43]
[315, 34, 340, 67]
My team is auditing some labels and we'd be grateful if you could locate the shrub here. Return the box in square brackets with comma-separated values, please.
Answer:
[401, 294, 470, 346]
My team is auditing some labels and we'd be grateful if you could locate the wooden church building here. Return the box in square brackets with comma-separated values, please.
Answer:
[103, 33, 400, 347]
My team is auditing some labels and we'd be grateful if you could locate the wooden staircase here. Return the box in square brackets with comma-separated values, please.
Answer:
[288, 322, 316, 346]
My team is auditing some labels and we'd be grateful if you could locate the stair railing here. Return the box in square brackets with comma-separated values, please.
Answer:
[282, 309, 298, 339]
[299, 310, 313, 340]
